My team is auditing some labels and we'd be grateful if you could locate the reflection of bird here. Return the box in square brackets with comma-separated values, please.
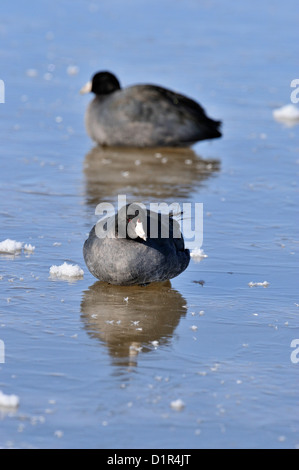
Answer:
[80, 280, 187, 367]
[80, 71, 222, 147]
[83, 146, 220, 206]
[83, 203, 190, 286]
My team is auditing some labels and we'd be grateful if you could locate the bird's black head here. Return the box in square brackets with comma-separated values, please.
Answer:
[91, 71, 121, 95]
[80, 71, 121, 96]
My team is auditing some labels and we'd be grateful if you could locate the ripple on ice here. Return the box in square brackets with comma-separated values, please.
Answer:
[49, 262, 84, 280]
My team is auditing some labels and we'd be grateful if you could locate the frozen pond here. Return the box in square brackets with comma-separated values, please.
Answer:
[0, 0, 298, 449]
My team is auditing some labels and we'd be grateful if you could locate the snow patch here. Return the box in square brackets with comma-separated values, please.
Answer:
[0, 239, 23, 254]
[170, 399, 185, 411]
[248, 281, 269, 288]
[0, 390, 20, 408]
[273, 104, 299, 122]
[24, 243, 35, 252]
[190, 248, 208, 261]
[49, 262, 84, 279]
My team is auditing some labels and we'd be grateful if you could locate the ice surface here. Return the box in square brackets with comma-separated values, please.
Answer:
[1, 0, 298, 451]
[26, 68, 38, 77]
[49, 262, 84, 279]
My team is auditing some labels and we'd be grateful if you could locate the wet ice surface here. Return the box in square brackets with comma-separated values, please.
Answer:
[0, 0, 298, 449]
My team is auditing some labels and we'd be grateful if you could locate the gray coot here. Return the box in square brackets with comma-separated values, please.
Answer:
[83, 203, 190, 285]
[80, 71, 222, 147]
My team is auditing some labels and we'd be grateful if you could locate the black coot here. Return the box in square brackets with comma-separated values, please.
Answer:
[83, 203, 190, 286]
[80, 71, 222, 147]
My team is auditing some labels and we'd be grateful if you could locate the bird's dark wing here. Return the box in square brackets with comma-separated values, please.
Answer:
[119, 85, 222, 140]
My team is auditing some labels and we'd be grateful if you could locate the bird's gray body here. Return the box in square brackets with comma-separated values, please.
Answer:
[83, 210, 190, 286]
[85, 84, 221, 147]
